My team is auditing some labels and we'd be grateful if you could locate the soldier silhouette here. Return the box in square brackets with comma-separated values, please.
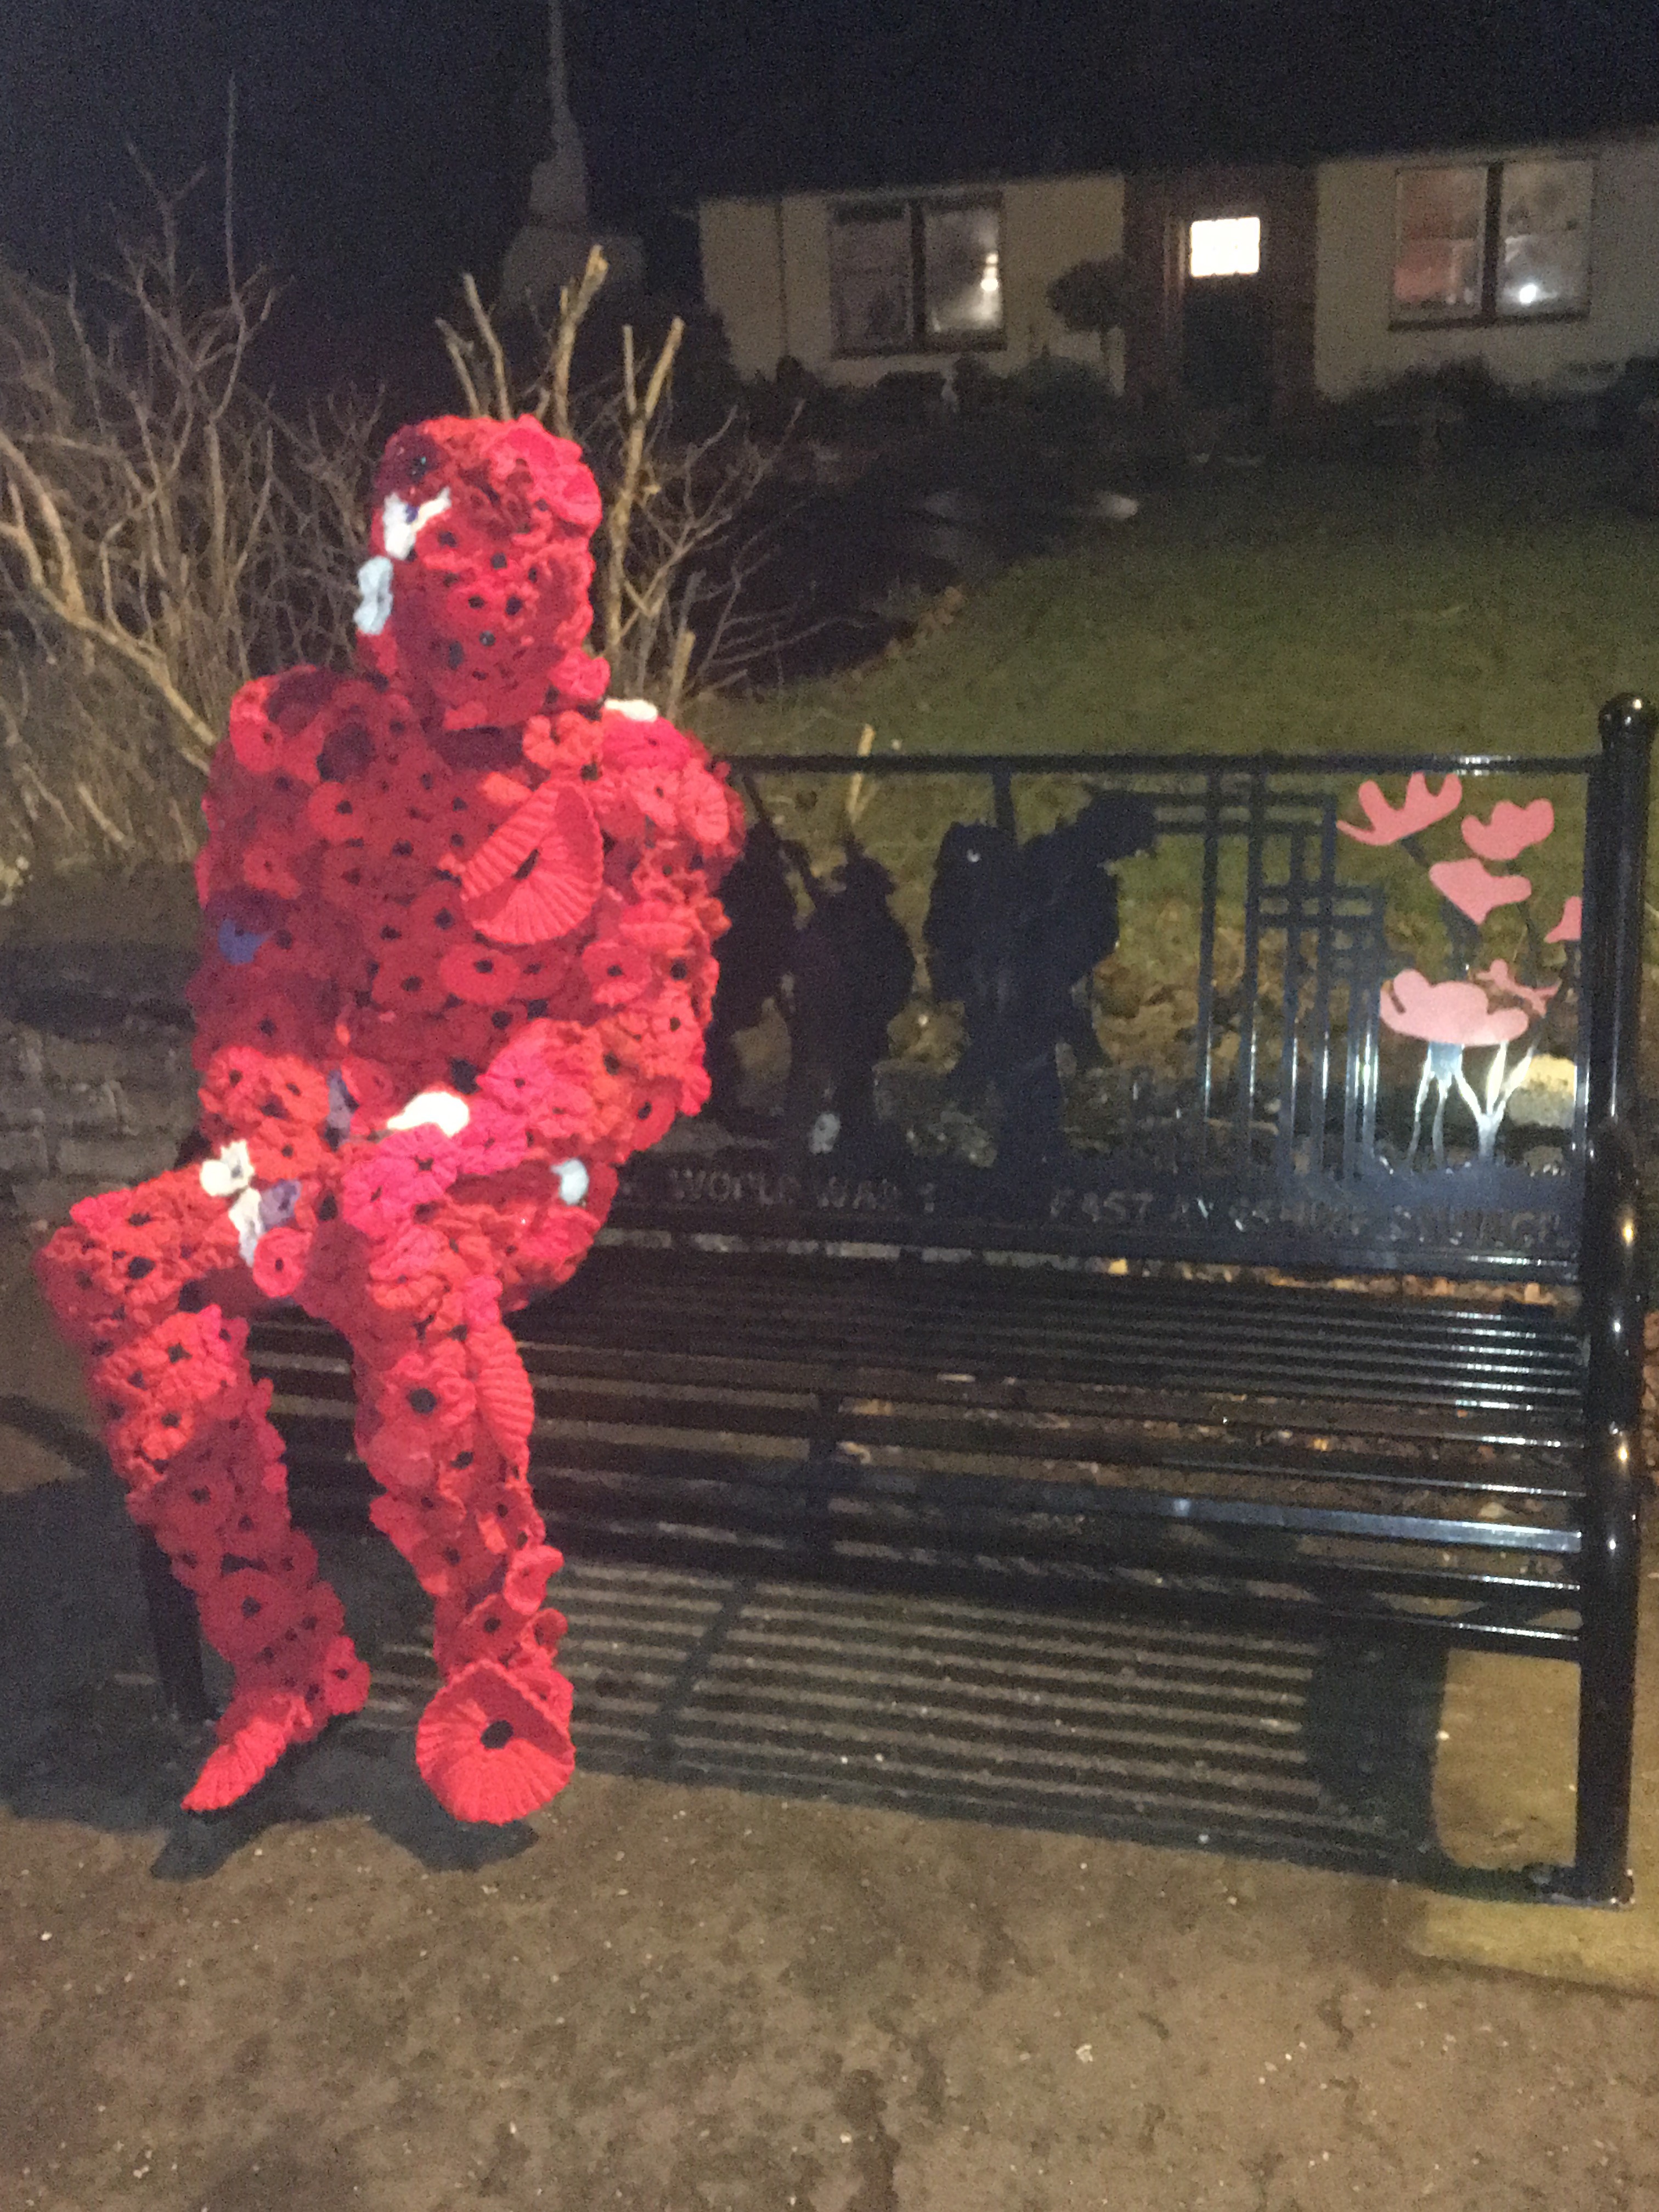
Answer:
[706, 795, 915, 1160]
[924, 789, 1156, 1159]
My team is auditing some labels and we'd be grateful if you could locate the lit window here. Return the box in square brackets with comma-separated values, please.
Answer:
[924, 204, 1003, 338]
[1499, 160, 1592, 316]
[829, 196, 1005, 355]
[1393, 167, 1486, 317]
[828, 207, 913, 356]
[1391, 159, 1593, 323]
[1189, 217, 1261, 279]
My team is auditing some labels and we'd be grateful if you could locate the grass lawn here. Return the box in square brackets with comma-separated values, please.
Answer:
[5, 446, 1655, 962]
[695, 447, 1659, 767]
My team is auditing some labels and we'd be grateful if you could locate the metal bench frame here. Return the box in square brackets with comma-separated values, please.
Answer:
[141, 697, 1653, 1904]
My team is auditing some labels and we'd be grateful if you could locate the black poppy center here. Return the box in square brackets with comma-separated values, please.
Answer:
[480, 1719, 515, 1751]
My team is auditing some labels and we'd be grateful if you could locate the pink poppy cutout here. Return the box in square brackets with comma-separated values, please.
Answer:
[1461, 798, 1554, 861]
[1475, 960, 1558, 1020]
[1338, 774, 1462, 845]
[1428, 858, 1532, 924]
[1547, 895, 1582, 944]
[1379, 970, 1531, 1047]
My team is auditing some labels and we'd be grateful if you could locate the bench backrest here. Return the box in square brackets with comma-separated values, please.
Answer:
[611, 699, 1654, 1284]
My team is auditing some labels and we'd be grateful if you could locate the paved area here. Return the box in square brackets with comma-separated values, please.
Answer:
[4, 1233, 1658, 2212]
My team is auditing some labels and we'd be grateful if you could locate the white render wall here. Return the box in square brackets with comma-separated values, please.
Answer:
[699, 173, 1125, 387]
[1313, 133, 1659, 398]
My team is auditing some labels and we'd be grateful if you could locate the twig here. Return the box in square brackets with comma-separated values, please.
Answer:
[461, 273, 512, 420]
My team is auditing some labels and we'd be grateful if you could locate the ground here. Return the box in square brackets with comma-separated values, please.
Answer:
[6, 1222, 1659, 2212]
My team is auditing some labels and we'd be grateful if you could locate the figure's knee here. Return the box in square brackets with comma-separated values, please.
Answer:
[35, 1165, 246, 1356]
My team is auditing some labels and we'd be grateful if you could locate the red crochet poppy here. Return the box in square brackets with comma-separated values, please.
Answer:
[415, 1659, 575, 1822]
[198, 1566, 311, 1661]
[470, 1477, 548, 1558]
[460, 779, 604, 945]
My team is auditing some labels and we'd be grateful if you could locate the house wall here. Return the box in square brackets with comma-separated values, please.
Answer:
[1314, 133, 1659, 397]
[698, 174, 1125, 387]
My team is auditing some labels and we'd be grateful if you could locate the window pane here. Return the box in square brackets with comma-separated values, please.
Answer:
[923, 202, 1003, 340]
[1499, 159, 1592, 315]
[830, 208, 913, 353]
[1189, 216, 1261, 278]
[1392, 166, 1486, 317]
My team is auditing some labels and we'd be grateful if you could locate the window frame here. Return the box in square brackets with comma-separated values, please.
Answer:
[828, 192, 1006, 358]
[1389, 156, 1594, 330]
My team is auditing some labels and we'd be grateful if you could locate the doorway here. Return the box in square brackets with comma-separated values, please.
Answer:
[1182, 212, 1269, 418]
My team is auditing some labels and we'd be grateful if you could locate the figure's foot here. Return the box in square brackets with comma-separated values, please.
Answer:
[180, 1688, 312, 1813]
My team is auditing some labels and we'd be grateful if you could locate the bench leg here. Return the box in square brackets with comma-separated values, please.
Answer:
[134, 1527, 213, 1725]
[1567, 1432, 1642, 1905]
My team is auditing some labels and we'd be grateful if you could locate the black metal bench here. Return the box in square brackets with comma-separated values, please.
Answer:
[146, 696, 1654, 1904]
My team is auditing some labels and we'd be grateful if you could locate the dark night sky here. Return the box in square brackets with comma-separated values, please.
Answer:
[3, 2, 1657, 328]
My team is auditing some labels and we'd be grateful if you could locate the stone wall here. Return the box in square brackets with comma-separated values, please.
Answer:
[0, 946, 198, 1221]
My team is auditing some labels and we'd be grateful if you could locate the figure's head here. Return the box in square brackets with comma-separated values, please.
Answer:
[354, 415, 608, 727]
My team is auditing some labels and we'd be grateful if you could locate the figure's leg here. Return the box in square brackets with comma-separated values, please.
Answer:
[323, 1223, 573, 1824]
[35, 1168, 369, 1812]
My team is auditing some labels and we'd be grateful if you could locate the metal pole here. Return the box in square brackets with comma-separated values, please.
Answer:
[136, 1528, 212, 1725]
[1569, 692, 1654, 1903]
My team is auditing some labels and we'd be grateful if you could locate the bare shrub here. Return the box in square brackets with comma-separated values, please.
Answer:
[438, 253, 797, 721]
[0, 182, 376, 868]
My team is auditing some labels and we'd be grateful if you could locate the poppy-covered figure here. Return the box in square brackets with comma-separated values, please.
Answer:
[35, 415, 743, 1822]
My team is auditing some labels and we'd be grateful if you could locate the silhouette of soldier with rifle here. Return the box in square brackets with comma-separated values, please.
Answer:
[706, 778, 916, 1160]
[923, 788, 1156, 1162]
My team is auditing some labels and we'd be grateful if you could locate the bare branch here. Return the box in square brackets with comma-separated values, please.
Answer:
[435, 318, 484, 416]
[544, 245, 609, 438]
[461, 273, 512, 420]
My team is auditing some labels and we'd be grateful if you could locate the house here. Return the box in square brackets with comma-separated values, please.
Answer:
[697, 129, 1659, 415]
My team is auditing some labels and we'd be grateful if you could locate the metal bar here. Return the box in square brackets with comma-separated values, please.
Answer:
[134, 1528, 212, 1724]
[727, 750, 1599, 777]
[1231, 770, 1263, 1168]
[1192, 771, 1222, 1169]
[1308, 796, 1340, 1176]
[1567, 692, 1655, 1904]
[1275, 828, 1307, 1178]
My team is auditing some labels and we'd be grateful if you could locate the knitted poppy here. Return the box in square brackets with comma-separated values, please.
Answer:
[406, 1514, 501, 1603]
[522, 708, 603, 777]
[374, 1126, 464, 1210]
[579, 936, 653, 1008]
[231, 663, 338, 787]
[529, 1604, 569, 1659]
[381, 1334, 475, 1433]
[318, 1633, 373, 1718]
[433, 1579, 540, 1673]
[448, 1096, 528, 1178]
[438, 938, 525, 1006]
[470, 1476, 548, 1558]
[150, 1465, 233, 1551]
[368, 1483, 463, 1554]
[340, 1149, 419, 1237]
[460, 780, 603, 945]
[415, 1660, 574, 1822]
[504, 1635, 572, 1713]
[198, 1565, 309, 1661]
[501, 1542, 561, 1614]
[216, 1486, 298, 1566]
[250, 1226, 313, 1300]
